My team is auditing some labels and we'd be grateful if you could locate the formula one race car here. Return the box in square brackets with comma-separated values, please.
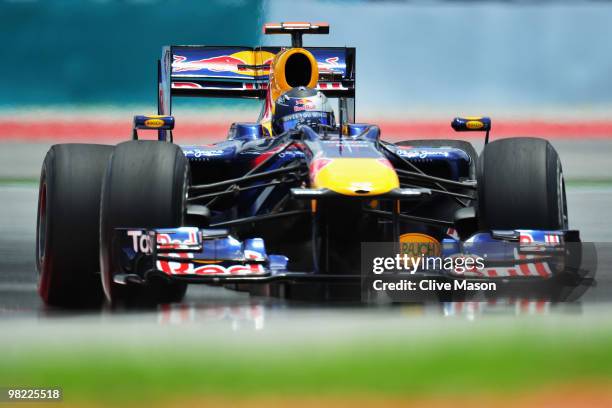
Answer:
[36, 22, 588, 307]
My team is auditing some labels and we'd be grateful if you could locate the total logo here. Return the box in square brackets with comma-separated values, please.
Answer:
[127, 230, 154, 254]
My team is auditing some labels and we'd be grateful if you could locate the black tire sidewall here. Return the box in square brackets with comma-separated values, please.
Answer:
[99, 141, 189, 304]
[547, 142, 568, 230]
[477, 138, 567, 230]
[36, 144, 113, 307]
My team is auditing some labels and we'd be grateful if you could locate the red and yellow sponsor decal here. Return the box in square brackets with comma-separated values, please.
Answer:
[172, 50, 276, 77]
[144, 118, 165, 128]
[462, 116, 487, 130]
[466, 120, 484, 130]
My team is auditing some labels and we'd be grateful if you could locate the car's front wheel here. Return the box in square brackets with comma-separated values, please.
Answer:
[37, 144, 113, 308]
[99, 141, 189, 306]
[477, 137, 567, 230]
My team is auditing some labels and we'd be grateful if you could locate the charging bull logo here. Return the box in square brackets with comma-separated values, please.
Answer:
[173, 55, 246, 73]
[172, 50, 276, 76]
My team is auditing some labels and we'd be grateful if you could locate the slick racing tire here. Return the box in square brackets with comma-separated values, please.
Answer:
[477, 137, 567, 230]
[100, 141, 189, 306]
[396, 139, 478, 178]
[36, 144, 113, 308]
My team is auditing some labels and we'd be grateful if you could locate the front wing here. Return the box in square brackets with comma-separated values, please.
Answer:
[111, 227, 586, 288]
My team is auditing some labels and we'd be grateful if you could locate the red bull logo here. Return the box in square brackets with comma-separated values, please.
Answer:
[172, 50, 276, 76]
[173, 55, 246, 73]
[294, 98, 316, 112]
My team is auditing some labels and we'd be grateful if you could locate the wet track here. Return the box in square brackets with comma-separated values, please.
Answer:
[1, 181, 612, 324]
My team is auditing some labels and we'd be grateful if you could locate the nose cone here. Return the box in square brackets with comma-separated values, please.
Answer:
[310, 158, 399, 196]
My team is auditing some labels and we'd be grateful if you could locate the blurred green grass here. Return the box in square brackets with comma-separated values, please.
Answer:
[1, 325, 612, 403]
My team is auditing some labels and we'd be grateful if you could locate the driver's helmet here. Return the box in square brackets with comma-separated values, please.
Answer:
[272, 86, 335, 135]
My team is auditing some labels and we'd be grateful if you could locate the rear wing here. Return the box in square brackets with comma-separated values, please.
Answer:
[158, 45, 355, 114]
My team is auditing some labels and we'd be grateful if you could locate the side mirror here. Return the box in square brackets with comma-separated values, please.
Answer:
[451, 116, 491, 132]
[451, 116, 491, 144]
[132, 115, 175, 141]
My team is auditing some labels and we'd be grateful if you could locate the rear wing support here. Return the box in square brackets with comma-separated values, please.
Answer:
[263, 22, 329, 48]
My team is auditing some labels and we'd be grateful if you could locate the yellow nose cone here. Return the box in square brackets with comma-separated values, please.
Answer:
[311, 158, 399, 196]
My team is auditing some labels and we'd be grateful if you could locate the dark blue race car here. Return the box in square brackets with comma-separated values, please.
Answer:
[36, 23, 588, 307]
